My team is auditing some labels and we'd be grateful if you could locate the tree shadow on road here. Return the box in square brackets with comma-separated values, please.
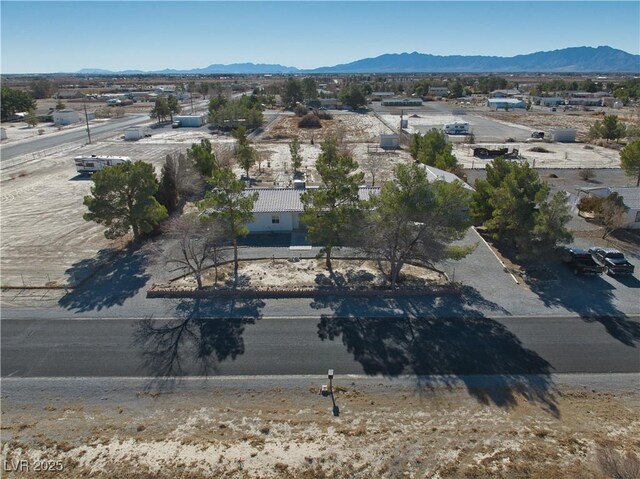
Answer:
[133, 297, 265, 391]
[312, 290, 558, 416]
[58, 245, 151, 312]
[528, 265, 640, 347]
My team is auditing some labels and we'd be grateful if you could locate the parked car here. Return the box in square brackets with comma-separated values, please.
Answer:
[531, 131, 545, 139]
[588, 247, 635, 276]
[559, 246, 605, 275]
[172, 120, 181, 128]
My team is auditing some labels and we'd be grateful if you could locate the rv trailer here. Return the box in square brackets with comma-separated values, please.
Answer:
[74, 155, 131, 174]
[443, 122, 470, 135]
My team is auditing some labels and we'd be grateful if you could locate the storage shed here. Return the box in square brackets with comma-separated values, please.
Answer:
[124, 127, 145, 141]
[551, 128, 576, 143]
[52, 109, 80, 126]
[380, 134, 400, 149]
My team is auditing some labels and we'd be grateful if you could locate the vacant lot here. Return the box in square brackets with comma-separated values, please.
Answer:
[2, 377, 638, 479]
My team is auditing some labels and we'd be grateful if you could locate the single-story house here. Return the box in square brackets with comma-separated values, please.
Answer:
[535, 96, 565, 106]
[422, 165, 474, 191]
[567, 98, 603, 107]
[319, 98, 341, 109]
[381, 98, 423, 107]
[55, 90, 85, 100]
[576, 186, 640, 229]
[244, 186, 380, 233]
[489, 89, 522, 98]
[486, 98, 527, 110]
[428, 87, 449, 97]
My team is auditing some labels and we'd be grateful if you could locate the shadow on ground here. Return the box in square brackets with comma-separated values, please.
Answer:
[480, 230, 639, 347]
[58, 245, 151, 312]
[237, 233, 292, 248]
[134, 297, 265, 390]
[529, 264, 640, 347]
[312, 289, 557, 416]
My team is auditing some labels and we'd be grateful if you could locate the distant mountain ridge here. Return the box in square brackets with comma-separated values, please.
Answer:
[75, 46, 639, 75]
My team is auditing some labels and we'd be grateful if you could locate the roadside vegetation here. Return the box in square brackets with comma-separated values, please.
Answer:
[470, 157, 573, 257]
[83, 161, 168, 242]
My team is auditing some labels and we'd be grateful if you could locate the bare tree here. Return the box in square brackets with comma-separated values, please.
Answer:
[600, 193, 628, 239]
[165, 215, 230, 289]
[361, 152, 385, 187]
[173, 152, 205, 201]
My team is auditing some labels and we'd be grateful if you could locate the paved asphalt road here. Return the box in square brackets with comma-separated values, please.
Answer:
[0, 99, 212, 162]
[0, 114, 150, 161]
[2, 316, 639, 378]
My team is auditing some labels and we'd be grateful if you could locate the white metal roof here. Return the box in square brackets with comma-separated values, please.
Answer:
[247, 186, 380, 213]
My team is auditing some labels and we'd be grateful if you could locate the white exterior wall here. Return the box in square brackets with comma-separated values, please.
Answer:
[0, 128, 7, 140]
[124, 127, 144, 141]
[380, 134, 399, 149]
[52, 109, 80, 125]
[551, 128, 576, 143]
[247, 212, 298, 233]
[174, 115, 205, 127]
[627, 208, 640, 229]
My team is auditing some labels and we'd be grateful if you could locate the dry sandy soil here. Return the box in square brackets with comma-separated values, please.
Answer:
[170, 259, 446, 290]
[454, 142, 623, 169]
[469, 106, 640, 141]
[2, 378, 639, 479]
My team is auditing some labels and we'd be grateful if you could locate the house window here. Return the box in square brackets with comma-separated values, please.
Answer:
[271, 215, 280, 224]
[635, 211, 640, 223]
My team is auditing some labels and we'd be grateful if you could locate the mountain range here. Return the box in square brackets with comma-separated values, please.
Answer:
[76, 46, 639, 75]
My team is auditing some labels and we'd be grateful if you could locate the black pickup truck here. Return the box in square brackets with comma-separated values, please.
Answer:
[588, 247, 635, 276]
[560, 246, 605, 275]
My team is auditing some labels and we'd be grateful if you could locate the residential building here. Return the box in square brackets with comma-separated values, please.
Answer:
[486, 98, 527, 109]
[244, 186, 380, 233]
[576, 186, 640, 229]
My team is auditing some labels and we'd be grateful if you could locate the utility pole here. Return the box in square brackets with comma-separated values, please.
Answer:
[84, 103, 92, 144]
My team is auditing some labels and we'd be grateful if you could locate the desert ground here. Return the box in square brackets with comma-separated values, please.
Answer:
[1, 377, 639, 479]
[168, 258, 446, 290]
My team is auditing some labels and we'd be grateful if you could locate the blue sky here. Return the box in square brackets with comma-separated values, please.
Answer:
[1, 1, 638, 73]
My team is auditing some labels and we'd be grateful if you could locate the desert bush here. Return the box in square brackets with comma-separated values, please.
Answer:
[298, 113, 321, 128]
[505, 137, 516, 143]
[596, 445, 640, 479]
[579, 168, 596, 181]
[316, 110, 333, 120]
[577, 195, 602, 213]
[529, 146, 553, 153]
[294, 104, 308, 117]
[584, 144, 595, 150]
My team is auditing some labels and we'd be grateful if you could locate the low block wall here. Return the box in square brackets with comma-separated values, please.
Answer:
[146, 284, 460, 299]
